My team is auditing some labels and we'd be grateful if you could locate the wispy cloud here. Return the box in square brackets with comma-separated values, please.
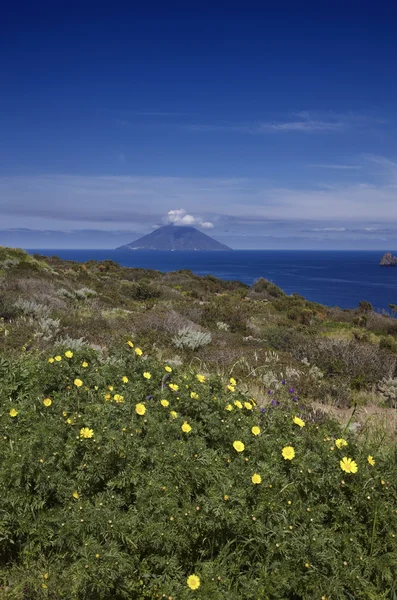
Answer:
[185, 119, 345, 134]
[309, 164, 363, 170]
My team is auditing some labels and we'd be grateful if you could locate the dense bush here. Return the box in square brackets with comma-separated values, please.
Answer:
[0, 345, 396, 599]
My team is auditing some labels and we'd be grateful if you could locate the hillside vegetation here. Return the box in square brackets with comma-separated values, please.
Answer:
[0, 247, 396, 599]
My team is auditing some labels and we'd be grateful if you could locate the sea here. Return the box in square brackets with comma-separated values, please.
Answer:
[28, 250, 397, 313]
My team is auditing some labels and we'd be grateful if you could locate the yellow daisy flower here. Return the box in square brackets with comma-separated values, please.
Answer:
[367, 455, 375, 466]
[335, 438, 348, 449]
[233, 440, 245, 452]
[234, 400, 243, 409]
[108, 385, 114, 391]
[65, 350, 73, 358]
[282, 446, 295, 460]
[121, 376, 128, 383]
[113, 394, 124, 403]
[244, 402, 252, 410]
[190, 391, 199, 400]
[80, 427, 94, 439]
[135, 347, 143, 356]
[169, 383, 179, 392]
[181, 421, 192, 433]
[293, 416, 305, 428]
[82, 361, 88, 368]
[251, 426, 260, 436]
[340, 457, 358, 474]
[48, 357, 55, 364]
[135, 403, 146, 416]
[143, 372, 151, 379]
[104, 393, 111, 400]
[170, 410, 178, 419]
[225, 404, 233, 411]
[187, 574, 200, 590]
[54, 355, 62, 362]
[66, 418, 73, 424]
[229, 377, 237, 386]
[9, 408, 18, 417]
[127, 340, 134, 348]
[43, 398, 52, 407]
[72, 491, 79, 499]
[165, 366, 172, 372]
[74, 379, 83, 387]
[160, 399, 169, 407]
[251, 473, 262, 484]
[227, 385, 235, 392]
[196, 374, 206, 383]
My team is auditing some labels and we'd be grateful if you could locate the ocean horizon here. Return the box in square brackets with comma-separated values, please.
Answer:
[27, 249, 397, 313]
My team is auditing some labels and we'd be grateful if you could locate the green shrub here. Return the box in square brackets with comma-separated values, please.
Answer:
[0, 346, 396, 599]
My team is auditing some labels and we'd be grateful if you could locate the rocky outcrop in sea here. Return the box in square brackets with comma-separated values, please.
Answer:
[380, 252, 397, 266]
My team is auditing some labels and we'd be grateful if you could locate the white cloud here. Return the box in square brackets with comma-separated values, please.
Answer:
[200, 221, 214, 229]
[166, 209, 197, 226]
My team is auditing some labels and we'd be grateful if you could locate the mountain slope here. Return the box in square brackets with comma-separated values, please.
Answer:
[115, 225, 232, 251]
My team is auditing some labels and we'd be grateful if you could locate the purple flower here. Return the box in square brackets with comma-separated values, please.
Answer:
[260, 408, 266, 413]
[271, 399, 280, 407]
[288, 387, 295, 394]
[267, 389, 273, 395]
[146, 395, 153, 400]
[281, 379, 286, 385]
[293, 396, 299, 402]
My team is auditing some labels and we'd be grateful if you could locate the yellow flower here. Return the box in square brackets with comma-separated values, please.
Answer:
[55, 355, 62, 362]
[251, 473, 262, 484]
[190, 391, 199, 400]
[234, 400, 242, 409]
[135, 403, 146, 416]
[170, 410, 178, 419]
[66, 418, 73, 424]
[229, 377, 237, 386]
[165, 366, 173, 372]
[187, 574, 200, 590]
[340, 457, 358, 474]
[9, 408, 18, 417]
[63, 411, 67, 416]
[282, 446, 295, 460]
[105, 393, 111, 401]
[74, 378, 83, 388]
[43, 398, 52, 407]
[367, 455, 375, 466]
[227, 385, 235, 392]
[181, 421, 192, 433]
[169, 383, 179, 392]
[335, 438, 348, 449]
[135, 347, 143, 356]
[48, 357, 54, 364]
[251, 426, 260, 436]
[65, 350, 73, 358]
[143, 372, 151, 379]
[233, 440, 245, 453]
[108, 385, 114, 391]
[196, 374, 206, 383]
[127, 340, 134, 348]
[80, 427, 94, 439]
[121, 376, 128, 383]
[244, 402, 252, 410]
[113, 394, 124, 403]
[82, 361, 88, 368]
[225, 404, 233, 411]
[161, 399, 169, 407]
[72, 491, 79, 499]
[293, 416, 305, 428]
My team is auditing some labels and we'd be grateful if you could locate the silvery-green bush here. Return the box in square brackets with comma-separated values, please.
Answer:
[172, 326, 212, 350]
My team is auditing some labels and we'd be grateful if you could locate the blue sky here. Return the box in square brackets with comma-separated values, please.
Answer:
[2, 1, 397, 249]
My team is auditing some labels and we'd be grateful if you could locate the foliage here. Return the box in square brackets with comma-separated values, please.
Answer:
[172, 326, 212, 350]
[0, 345, 396, 599]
